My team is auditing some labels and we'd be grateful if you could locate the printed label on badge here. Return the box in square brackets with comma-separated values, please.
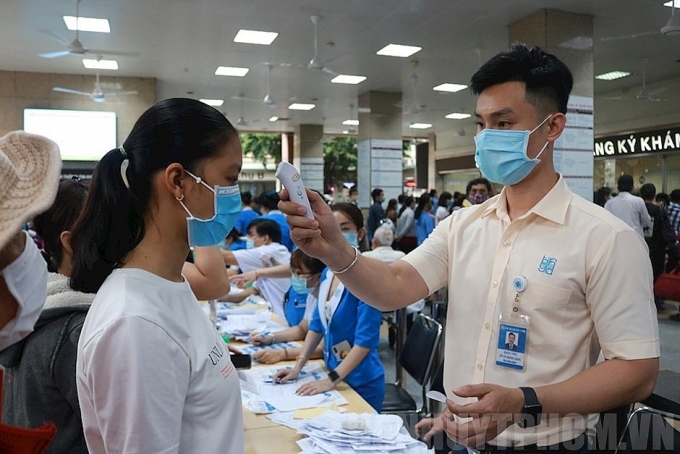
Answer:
[495, 321, 529, 371]
[331, 340, 352, 361]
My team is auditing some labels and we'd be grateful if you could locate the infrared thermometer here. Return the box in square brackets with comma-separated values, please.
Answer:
[275, 162, 314, 220]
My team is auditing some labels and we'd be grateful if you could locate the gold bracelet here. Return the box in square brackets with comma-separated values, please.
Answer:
[330, 246, 359, 274]
[295, 355, 307, 363]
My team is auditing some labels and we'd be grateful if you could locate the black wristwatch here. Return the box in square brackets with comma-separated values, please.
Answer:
[327, 369, 340, 383]
[518, 387, 542, 428]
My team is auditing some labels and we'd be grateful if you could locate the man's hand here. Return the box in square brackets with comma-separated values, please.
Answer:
[441, 384, 524, 448]
[414, 416, 445, 449]
[253, 349, 285, 364]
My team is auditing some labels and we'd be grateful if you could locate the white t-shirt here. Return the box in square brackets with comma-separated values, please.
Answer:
[0, 231, 46, 350]
[77, 268, 244, 454]
[233, 243, 291, 321]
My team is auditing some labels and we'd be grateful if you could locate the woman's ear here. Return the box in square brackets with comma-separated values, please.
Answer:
[60, 230, 72, 255]
[357, 227, 367, 243]
[164, 163, 186, 200]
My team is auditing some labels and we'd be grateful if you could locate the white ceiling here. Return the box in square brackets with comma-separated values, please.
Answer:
[0, 0, 679, 137]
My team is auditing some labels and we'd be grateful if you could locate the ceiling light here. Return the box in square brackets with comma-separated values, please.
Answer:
[233, 29, 278, 45]
[215, 66, 249, 77]
[662, 13, 680, 35]
[269, 116, 279, 122]
[63, 16, 110, 33]
[200, 99, 224, 107]
[557, 36, 593, 51]
[343, 120, 359, 126]
[595, 71, 631, 81]
[445, 113, 471, 120]
[82, 59, 118, 70]
[409, 123, 432, 129]
[664, 1, 680, 8]
[289, 103, 315, 111]
[433, 83, 467, 93]
[331, 75, 367, 84]
[376, 44, 421, 58]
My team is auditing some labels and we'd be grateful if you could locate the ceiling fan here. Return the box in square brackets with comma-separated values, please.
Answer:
[346, 103, 357, 134]
[600, 1, 680, 42]
[602, 59, 666, 102]
[40, 0, 140, 59]
[231, 63, 278, 108]
[401, 60, 427, 115]
[52, 67, 138, 102]
[307, 15, 339, 76]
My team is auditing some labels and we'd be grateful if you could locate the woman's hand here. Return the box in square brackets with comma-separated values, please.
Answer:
[249, 331, 273, 346]
[414, 416, 445, 449]
[253, 349, 285, 364]
[295, 377, 336, 395]
[230, 270, 257, 289]
[273, 367, 300, 384]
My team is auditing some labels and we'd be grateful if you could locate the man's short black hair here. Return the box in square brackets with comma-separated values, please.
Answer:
[258, 190, 279, 211]
[241, 191, 252, 205]
[617, 175, 634, 193]
[246, 218, 282, 244]
[349, 187, 358, 196]
[466, 177, 493, 195]
[640, 183, 656, 201]
[371, 188, 383, 202]
[670, 189, 680, 203]
[470, 42, 573, 115]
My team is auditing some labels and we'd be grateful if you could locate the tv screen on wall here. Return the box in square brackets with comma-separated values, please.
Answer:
[23, 108, 117, 161]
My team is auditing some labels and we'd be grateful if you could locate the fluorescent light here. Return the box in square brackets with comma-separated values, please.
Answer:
[664, 1, 680, 7]
[376, 44, 421, 58]
[342, 130, 350, 134]
[433, 83, 467, 93]
[200, 99, 224, 107]
[289, 103, 315, 111]
[409, 123, 432, 129]
[215, 66, 249, 77]
[445, 113, 471, 120]
[63, 16, 110, 33]
[233, 29, 278, 45]
[342, 120, 359, 126]
[82, 59, 118, 70]
[269, 116, 279, 122]
[595, 71, 631, 81]
[331, 75, 367, 84]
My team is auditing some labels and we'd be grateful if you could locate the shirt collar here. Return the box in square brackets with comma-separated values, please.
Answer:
[482, 173, 571, 225]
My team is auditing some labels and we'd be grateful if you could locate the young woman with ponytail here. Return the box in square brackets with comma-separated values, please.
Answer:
[70, 98, 245, 454]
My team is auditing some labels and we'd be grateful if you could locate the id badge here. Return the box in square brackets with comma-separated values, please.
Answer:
[495, 313, 530, 371]
[331, 340, 352, 361]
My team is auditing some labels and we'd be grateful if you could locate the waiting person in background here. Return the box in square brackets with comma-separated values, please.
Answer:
[385, 198, 399, 228]
[593, 186, 612, 207]
[221, 218, 291, 320]
[230, 191, 259, 250]
[665, 189, 680, 272]
[639, 183, 669, 312]
[656, 192, 670, 208]
[0, 131, 61, 352]
[347, 187, 359, 206]
[463, 177, 494, 207]
[395, 195, 417, 253]
[604, 174, 651, 238]
[69, 98, 245, 453]
[1, 179, 92, 454]
[435, 191, 453, 224]
[258, 190, 295, 251]
[429, 189, 439, 208]
[366, 188, 386, 243]
[274, 203, 384, 411]
[248, 249, 325, 364]
[450, 191, 465, 212]
[415, 194, 436, 245]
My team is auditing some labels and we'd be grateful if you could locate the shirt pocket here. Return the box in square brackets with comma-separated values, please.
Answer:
[519, 280, 572, 348]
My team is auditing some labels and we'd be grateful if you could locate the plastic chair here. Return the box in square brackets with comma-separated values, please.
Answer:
[381, 313, 442, 418]
[612, 405, 680, 453]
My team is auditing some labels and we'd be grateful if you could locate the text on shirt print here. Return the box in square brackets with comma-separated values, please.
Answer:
[208, 340, 226, 366]
[538, 256, 557, 275]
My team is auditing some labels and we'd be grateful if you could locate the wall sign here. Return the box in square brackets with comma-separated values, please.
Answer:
[594, 127, 680, 157]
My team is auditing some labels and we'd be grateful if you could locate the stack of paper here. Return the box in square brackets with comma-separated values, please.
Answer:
[292, 411, 430, 454]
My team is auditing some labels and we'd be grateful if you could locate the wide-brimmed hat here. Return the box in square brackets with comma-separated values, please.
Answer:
[0, 131, 61, 250]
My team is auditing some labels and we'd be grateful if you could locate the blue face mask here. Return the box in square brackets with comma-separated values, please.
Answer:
[342, 232, 358, 247]
[474, 115, 551, 186]
[245, 238, 255, 250]
[178, 170, 242, 247]
[291, 275, 314, 294]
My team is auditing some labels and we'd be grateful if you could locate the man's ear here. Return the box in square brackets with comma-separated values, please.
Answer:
[60, 231, 72, 255]
[546, 113, 567, 142]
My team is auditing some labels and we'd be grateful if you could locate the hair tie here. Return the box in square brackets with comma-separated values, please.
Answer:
[119, 145, 127, 158]
[120, 159, 131, 190]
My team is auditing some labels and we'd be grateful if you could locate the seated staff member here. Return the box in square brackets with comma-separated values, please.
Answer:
[274, 203, 385, 411]
[249, 249, 325, 364]
[221, 218, 291, 321]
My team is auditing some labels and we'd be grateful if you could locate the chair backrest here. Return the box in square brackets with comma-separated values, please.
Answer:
[399, 314, 442, 386]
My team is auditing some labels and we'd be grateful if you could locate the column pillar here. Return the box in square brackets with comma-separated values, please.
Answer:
[357, 91, 403, 208]
[293, 124, 324, 192]
[509, 9, 595, 200]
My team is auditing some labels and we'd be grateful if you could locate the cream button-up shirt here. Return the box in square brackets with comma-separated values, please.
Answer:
[402, 175, 660, 448]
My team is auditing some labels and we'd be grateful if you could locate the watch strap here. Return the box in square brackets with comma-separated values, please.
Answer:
[518, 386, 542, 428]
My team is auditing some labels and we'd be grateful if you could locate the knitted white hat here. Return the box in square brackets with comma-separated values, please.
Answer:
[0, 131, 61, 250]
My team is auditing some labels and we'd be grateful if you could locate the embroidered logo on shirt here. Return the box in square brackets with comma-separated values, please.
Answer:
[538, 256, 557, 275]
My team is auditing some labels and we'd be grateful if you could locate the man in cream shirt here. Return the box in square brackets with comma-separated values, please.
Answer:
[279, 43, 659, 453]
